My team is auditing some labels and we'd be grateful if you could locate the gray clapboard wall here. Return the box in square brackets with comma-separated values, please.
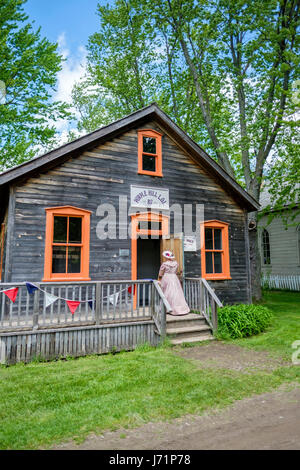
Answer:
[259, 209, 300, 276]
[5, 120, 250, 305]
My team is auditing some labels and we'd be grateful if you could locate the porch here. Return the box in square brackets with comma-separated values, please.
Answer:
[0, 278, 222, 364]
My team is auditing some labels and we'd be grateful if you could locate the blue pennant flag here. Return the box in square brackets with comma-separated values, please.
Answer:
[26, 282, 38, 295]
[88, 301, 94, 310]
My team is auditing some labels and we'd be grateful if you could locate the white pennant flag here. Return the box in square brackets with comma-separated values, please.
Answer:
[109, 292, 119, 306]
[44, 292, 59, 308]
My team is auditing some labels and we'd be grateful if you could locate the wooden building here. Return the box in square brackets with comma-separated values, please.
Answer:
[0, 103, 258, 302]
[258, 187, 300, 290]
[0, 104, 259, 364]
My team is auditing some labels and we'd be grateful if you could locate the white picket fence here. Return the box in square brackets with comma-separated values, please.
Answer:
[261, 274, 300, 291]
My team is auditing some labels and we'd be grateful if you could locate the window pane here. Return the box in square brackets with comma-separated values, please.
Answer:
[262, 229, 271, 265]
[53, 217, 67, 243]
[138, 221, 162, 231]
[142, 154, 156, 172]
[52, 246, 67, 273]
[68, 247, 81, 273]
[205, 252, 213, 273]
[205, 228, 213, 250]
[214, 252, 222, 273]
[214, 229, 222, 250]
[143, 136, 156, 154]
[69, 217, 82, 243]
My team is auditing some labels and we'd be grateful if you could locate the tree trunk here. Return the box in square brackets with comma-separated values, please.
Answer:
[248, 212, 262, 302]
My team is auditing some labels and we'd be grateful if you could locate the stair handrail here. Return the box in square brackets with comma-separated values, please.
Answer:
[200, 278, 222, 332]
[152, 280, 172, 338]
[184, 277, 223, 332]
[200, 278, 223, 308]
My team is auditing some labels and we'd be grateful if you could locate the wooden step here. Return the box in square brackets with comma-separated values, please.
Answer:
[166, 313, 203, 322]
[166, 324, 211, 337]
[166, 312, 214, 345]
[170, 334, 214, 345]
[166, 314, 207, 329]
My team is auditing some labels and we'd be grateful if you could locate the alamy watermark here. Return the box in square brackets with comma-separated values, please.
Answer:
[95, 197, 205, 247]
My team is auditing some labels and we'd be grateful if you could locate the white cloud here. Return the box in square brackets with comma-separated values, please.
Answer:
[52, 32, 87, 137]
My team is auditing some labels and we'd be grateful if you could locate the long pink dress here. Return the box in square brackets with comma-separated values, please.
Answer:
[159, 260, 190, 316]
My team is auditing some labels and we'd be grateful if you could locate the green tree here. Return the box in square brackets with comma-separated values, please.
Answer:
[72, 0, 300, 299]
[0, 0, 71, 170]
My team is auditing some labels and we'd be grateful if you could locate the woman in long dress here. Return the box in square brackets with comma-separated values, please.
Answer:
[158, 250, 190, 316]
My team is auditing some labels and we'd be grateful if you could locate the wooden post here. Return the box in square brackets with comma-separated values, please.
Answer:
[199, 279, 203, 314]
[211, 300, 218, 332]
[161, 303, 166, 339]
[33, 283, 40, 330]
[95, 282, 102, 325]
[150, 282, 155, 317]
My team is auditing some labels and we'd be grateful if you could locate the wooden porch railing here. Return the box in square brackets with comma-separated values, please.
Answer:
[184, 277, 223, 331]
[0, 277, 221, 335]
[0, 280, 172, 335]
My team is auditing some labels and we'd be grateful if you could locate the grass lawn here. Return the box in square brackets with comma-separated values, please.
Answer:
[0, 290, 299, 450]
[226, 290, 300, 360]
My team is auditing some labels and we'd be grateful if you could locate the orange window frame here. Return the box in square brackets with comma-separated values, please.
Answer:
[200, 220, 231, 280]
[138, 129, 163, 177]
[43, 206, 91, 282]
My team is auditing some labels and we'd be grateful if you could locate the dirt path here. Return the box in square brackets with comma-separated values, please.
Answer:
[53, 343, 299, 450]
[173, 342, 289, 372]
[54, 384, 299, 450]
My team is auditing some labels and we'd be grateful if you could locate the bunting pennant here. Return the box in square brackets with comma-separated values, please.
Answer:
[0, 280, 153, 314]
[4, 287, 19, 303]
[109, 292, 119, 306]
[66, 300, 81, 315]
[128, 285, 136, 295]
[26, 282, 38, 295]
[44, 292, 59, 308]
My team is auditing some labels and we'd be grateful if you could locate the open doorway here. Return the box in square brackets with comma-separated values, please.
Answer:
[137, 238, 161, 281]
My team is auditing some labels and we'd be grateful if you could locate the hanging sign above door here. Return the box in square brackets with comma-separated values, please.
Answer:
[130, 185, 169, 210]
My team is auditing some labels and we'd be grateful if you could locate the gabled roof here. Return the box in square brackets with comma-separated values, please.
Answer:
[0, 103, 259, 212]
[259, 183, 299, 212]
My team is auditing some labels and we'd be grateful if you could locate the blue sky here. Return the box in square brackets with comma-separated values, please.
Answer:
[24, 0, 104, 58]
[23, 0, 114, 137]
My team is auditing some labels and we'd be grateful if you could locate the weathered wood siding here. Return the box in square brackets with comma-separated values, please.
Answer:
[6, 120, 250, 304]
[0, 320, 159, 365]
[259, 210, 300, 276]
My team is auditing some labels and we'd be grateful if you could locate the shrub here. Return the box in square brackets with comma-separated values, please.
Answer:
[217, 304, 273, 340]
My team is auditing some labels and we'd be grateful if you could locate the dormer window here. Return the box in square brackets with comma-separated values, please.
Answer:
[138, 129, 163, 177]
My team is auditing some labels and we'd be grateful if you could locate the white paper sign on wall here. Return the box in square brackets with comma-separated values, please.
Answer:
[184, 235, 197, 252]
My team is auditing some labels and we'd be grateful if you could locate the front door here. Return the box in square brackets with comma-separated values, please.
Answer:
[137, 238, 161, 280]
[137, 238, 161, 305]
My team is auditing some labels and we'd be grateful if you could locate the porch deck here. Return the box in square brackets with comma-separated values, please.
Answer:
[0, 278, 222, 364]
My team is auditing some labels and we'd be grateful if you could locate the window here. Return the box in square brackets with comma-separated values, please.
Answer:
[43, 206, 91, 281]
[138, 129, 163, 177]
[200, 220, 231, 280]
[262, 229, 271, 265]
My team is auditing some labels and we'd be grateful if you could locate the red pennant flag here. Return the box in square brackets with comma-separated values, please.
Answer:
[66, 300, 81, 315]
[128, 285, 136, 295]
[4, 287, 19, 303]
